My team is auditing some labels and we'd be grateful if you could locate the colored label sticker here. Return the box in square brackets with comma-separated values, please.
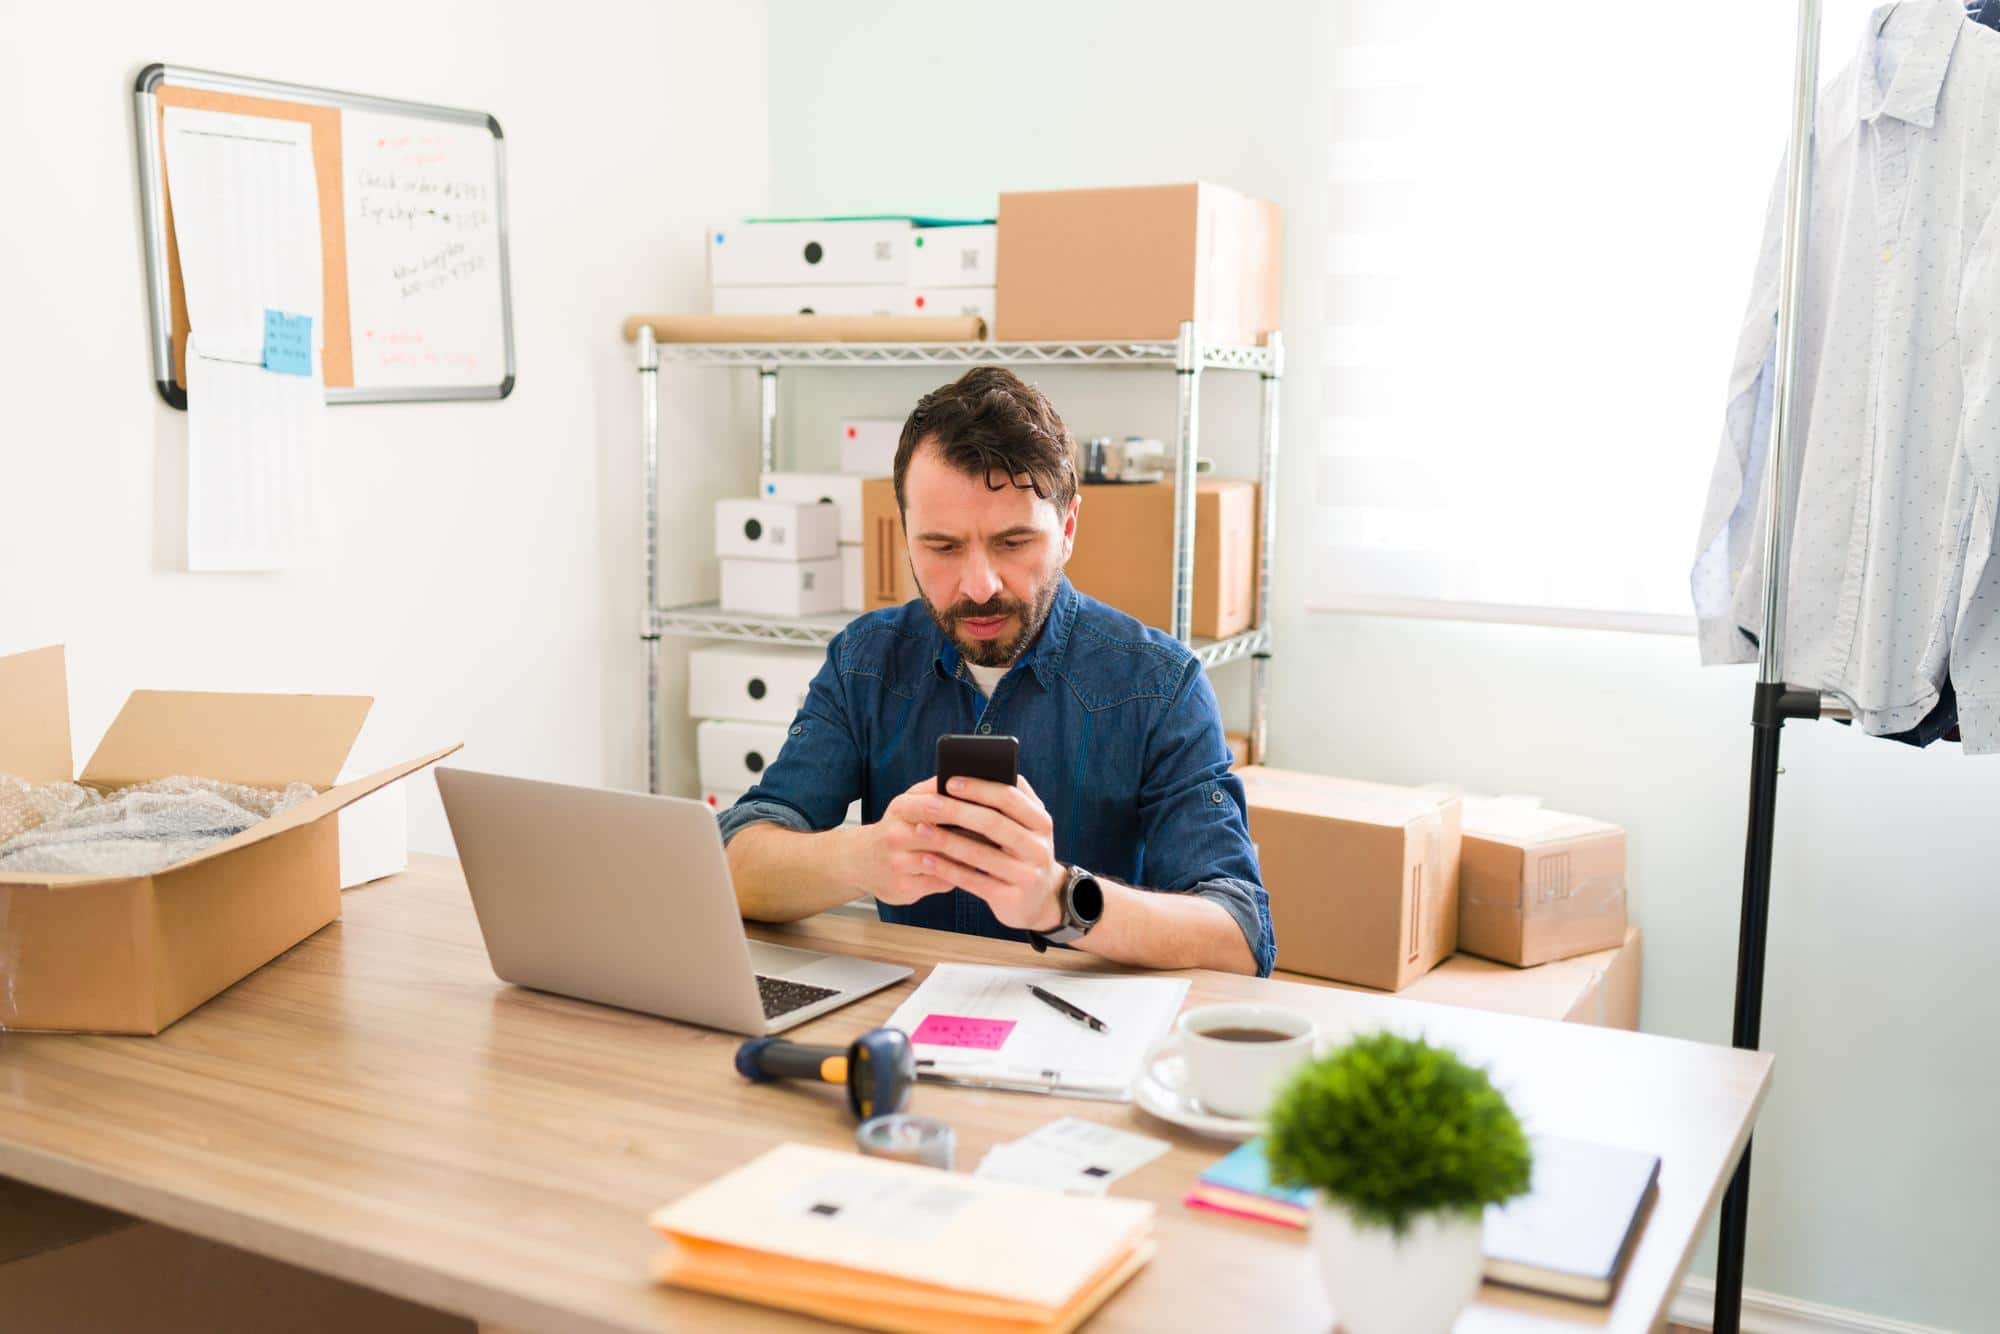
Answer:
[262, 310, 313, 376]
[911, 1014, 1016, 1050]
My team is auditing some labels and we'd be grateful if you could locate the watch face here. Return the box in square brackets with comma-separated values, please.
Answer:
[1070, 873, 1104, 925]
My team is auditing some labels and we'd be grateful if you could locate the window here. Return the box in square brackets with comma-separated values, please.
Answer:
[1310, 2, 1877, 632]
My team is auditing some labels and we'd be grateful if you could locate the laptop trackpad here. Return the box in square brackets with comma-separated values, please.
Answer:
[747, 941, 832, 976]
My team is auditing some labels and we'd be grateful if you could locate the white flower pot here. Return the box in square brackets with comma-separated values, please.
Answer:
[1310, 1195, 1485, 1334]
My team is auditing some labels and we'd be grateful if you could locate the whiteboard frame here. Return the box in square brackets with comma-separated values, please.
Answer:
[134, 63, 517, 407]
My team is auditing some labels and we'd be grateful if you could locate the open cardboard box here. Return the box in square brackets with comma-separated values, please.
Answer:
[0, 646, 459, 1035]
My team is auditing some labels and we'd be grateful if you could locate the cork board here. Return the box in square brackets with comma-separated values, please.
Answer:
[136, 65, 514, 407]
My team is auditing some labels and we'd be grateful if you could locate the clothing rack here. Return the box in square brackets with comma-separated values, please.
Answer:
[1715, 2, 1850, 1330]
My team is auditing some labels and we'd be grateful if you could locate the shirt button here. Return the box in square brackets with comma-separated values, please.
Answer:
[1210, 789, 1225, 803]
[789, 725, 804, 736]
[977, 722, 993, 734]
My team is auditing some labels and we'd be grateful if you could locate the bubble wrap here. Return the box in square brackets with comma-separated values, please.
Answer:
[0, 775, 316, 877]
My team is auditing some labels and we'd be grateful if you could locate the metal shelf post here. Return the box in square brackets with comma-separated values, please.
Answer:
[1250, 331, 1284, 765]
[637, 324, 662, 795]
[1170, 322, 1204, 644]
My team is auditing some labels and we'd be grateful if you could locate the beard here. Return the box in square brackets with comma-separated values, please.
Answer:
[922, 569, 1063, 669]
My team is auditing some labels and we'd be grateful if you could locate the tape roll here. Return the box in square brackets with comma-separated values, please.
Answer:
[855, 1114, 954, 1170]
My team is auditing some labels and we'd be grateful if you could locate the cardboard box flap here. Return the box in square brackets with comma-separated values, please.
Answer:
[1461, 800, 1621, 847]
[0, 646, 75, 784]
[82, 691, 373, 792]
[135, 744, 462, 880]
[1237, 766, 1450, 827]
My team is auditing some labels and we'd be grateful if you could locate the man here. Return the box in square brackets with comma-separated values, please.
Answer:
[719, 367, 1272, 976]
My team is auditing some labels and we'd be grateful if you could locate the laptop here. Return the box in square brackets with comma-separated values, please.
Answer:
[435, 768, 911, 1035]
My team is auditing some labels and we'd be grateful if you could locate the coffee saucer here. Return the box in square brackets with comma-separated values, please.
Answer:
[1131, 1048, 1264, 1142]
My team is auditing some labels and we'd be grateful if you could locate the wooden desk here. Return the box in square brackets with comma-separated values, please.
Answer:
[0, 856, 1768, 1333]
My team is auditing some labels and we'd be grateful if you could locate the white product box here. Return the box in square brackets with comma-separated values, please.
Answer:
[908, 286, 996, 330]
[841, 543, 863, 612]
[759, 472, 865, 546]
[712, 285, 906, 317]
[688, 643, 824, 724]
[708, 219, 912, 287]
[910, 224, 997, 287]
[336, 771, 407, 889]
[720, 556, 844, 617]
[840, 418, 902, 476]
[703, 786, 860, 826]
[715, 498, 839, 562]
[698, 720, 793, 792]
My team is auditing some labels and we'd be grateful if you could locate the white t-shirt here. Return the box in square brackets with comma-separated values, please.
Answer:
[965, 660, 1009, 697]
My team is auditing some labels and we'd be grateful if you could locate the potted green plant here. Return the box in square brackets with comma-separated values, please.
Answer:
[1266, 1031, 1533, 1334]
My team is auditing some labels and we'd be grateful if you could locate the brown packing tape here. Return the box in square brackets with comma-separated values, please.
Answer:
[622, 313, 986, 344]
[1462, 874, 1626, 915]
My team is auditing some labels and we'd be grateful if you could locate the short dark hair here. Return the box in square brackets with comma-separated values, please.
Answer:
[893, 367, 1078, 515]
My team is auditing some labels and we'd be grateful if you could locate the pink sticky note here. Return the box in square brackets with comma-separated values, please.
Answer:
[911, 1014, 1016, 1050]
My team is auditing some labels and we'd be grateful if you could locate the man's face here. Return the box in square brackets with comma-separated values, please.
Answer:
[902, 439, 1079, 668]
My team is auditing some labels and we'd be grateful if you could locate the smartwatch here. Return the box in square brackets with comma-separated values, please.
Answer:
[1030, 864, 1104, 952]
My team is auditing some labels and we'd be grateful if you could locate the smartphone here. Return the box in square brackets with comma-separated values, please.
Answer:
[934, 733, 1020, 847]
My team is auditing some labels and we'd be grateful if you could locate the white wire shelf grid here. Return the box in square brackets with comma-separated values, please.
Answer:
[646, 339, 1276, 373]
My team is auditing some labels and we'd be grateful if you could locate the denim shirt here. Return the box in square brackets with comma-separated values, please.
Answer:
[716, 578, 1274, 976]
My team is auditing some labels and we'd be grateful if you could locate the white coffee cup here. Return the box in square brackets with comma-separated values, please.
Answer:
[1158, 1002, 1318, 1121]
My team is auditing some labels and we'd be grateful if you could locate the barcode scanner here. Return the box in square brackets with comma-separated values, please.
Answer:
[735, 1027, 915, 1123]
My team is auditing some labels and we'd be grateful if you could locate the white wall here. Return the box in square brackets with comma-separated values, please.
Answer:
[0, 0, 769, 846]
[764, 2, 1997, 1328]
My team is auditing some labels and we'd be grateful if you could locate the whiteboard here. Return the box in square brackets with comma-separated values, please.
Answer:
[342, 109, 509, 392]
[135, 65, 516, 406]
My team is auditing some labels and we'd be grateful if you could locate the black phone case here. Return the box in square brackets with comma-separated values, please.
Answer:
[934, 734, 1020, 848]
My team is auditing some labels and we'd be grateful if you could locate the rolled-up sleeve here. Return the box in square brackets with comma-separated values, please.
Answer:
[1133, 658, 1275, 976]
[716, 634, 863, 845]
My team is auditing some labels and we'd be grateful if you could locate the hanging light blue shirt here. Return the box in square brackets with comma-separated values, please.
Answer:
[716, 578, 1275, 976]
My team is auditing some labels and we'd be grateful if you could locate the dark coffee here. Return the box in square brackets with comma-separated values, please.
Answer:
[1201, 1026, 1295, 1044]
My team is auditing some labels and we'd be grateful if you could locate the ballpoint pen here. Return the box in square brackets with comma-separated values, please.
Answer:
[1028, 983, 1109, 1033]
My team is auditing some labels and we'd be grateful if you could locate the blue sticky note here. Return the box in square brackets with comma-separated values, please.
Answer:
[262, 310, 313, 376]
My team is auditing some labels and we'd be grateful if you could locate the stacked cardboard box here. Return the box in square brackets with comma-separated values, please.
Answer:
[1064, 479, 1259, 639]
[707, 219, 996, 339]
[688, 646, 857, 826]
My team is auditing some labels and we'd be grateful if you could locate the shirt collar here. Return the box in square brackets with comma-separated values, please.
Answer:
[930, 577, 1079, 690]
[1832, 0, 1963, 142]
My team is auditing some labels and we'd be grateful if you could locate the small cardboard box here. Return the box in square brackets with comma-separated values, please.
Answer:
[688, 643, 824, 725]
[719, 556, 844, 617]
[841, 543, 863, 611]
[708, 218, 912, 287]
[862, 478, 920, 610]
[1299, 928, 1643, 1030]
[908, 286, 997, 331]
[697, 719, 794, 793]
[0, 646, 456, 1035]
[911, 223, 997, 287]
[1458, 800, 1628, 967]
[995, 183, 1281, 343]
[1225, 731, 1251, 770]
[715, 498, 840, 562]
[1064, 480, 1258, 639]
[841, 419, 901, 477]
[760, 472, 867, 546]
[1238, 766, 1461, 991]
[712, 285, 906, 317]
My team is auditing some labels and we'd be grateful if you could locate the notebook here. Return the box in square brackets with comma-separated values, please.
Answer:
[1483, 1136, 1659, 1302]
[1186, 1135, 1658, 1304]
[650, 1142, 1155, 1334]
[884, 964, 1189, 1099]
[1183, 1138, 1309, 1228]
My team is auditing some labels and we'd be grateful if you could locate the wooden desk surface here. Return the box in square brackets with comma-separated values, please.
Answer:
[0, 856, 1769, 1333]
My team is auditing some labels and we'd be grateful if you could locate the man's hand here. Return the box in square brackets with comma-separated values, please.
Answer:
[906, 775, 1066, 932]
[862, 776, 964, 907]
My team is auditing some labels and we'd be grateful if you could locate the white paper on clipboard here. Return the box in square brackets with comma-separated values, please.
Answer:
[884, 964, 1189, 1099]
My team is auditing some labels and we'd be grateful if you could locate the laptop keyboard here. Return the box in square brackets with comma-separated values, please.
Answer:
[756, 974, 840, 1020]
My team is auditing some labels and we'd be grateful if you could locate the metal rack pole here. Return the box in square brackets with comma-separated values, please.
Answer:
[1715, 3, 1821, 1329]
[1170, 321, 1204, 644]
[758, 368, 779, 474]
[638, 324, 662, 796]
[1248, 332, 1284, 765]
